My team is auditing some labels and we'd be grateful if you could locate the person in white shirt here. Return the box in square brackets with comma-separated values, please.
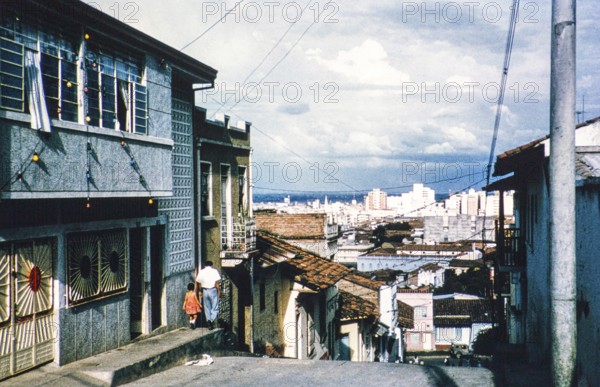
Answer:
[195, 261, 221, 329]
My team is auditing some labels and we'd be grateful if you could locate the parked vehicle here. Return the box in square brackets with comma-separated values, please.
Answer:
[450, 343, 473, 359]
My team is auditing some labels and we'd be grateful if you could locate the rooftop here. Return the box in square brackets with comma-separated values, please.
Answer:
[257, 232, 350, 290]
[338, 290, 379, 321]
[433, 299, 493, 327]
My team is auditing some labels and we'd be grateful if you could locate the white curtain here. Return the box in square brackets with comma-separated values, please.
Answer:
[25, 49, 51, 132]
[118, 80, 130, 131]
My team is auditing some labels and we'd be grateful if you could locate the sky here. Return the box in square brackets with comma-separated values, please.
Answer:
[89, 0, 600, 197]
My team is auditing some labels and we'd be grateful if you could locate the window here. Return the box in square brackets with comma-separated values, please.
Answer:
[414, 306, 427, 318]
[84, 46, 146, 133]
[200, 162, 212, 217]
[67, 229, 128, 305]
[238, 166, 247, 216]
[221, 165, 232, 248]
[410, 333, 421, 345]
[0, 18, 146, 132]
[0, 37, 24, 111]
[436, 327, 461, 342]
[525, 193, 538, 248]
[259, 282, 265, 311]
[40, 33, 79, 122]
[274, 290, 279, 313]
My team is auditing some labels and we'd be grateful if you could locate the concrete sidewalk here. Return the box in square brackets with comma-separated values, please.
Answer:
[3, 327, 237, 386]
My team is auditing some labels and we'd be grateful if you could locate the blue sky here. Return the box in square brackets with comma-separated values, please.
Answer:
[90, 0, 600, 196]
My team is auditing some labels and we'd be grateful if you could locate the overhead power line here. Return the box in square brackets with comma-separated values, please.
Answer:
[485, 0, 520, 186]
[180, 0, 246, 51]
[211, 0, 315, 118]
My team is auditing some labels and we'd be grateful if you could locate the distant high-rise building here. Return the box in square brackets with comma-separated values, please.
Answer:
[365, 188, 387, 210]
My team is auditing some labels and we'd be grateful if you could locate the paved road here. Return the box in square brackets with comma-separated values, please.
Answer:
[124, 356, 497, 387]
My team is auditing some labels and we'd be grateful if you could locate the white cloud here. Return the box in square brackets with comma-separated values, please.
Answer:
[307, 39, 410, 86]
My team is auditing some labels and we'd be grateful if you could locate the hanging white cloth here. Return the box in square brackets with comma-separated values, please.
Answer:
[118, 79, 130, 131]
[25, 49, 51, 132]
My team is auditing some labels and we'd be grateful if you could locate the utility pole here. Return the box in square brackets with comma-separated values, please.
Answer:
[549, 0, 576, 386]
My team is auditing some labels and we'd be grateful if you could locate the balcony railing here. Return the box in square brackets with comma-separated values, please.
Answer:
[495, 223, 525, 270]
[221, 218, 256, 254]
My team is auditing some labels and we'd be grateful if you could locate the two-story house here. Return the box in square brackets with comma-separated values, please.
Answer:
[193, 108, 255, 340]
[487, 116, 600, 386]
[396, 287, 435, 351]
[0, 0, 216, 379]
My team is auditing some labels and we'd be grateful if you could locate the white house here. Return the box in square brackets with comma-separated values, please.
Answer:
[487, 116, 600, 386]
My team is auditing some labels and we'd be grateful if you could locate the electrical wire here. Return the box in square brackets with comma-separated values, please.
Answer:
[220, 0, 334, 115]
[210, 0, 315, 118]
[180, 0, 247, 52]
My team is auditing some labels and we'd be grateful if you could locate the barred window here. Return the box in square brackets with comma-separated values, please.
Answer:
[40, 35, 79, 122]
[0, 18, 147, 134]
[85, 47, 146, 133]
[0, 37, 24, 111]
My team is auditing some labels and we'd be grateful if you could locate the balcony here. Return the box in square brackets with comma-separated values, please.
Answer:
[326, 224, 339, 239]
[220, 218, 257, 265]
[495, 223, 525, 271]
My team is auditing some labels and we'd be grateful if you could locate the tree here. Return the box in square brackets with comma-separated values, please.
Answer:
[435, 268, 492, 298]
[372, 225, 386, 247]
[472, 327, 500, 356]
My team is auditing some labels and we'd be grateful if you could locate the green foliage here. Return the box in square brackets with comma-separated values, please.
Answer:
[372, 225, 387, 247]
[385, 222, 411, 231]
[434, 268, 492, 298]
[472, 327, 500, 355]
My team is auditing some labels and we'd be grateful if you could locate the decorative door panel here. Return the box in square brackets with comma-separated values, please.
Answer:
[0, 239, 55, 381]
[0, 247, 9, 324]
[15, 241, 53, 317]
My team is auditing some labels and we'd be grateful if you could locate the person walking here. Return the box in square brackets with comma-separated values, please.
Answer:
[196, 261, 221, 330]
[182, 283, 202, 329]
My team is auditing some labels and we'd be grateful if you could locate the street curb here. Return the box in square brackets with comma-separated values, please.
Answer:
[79, 329, 234, 386]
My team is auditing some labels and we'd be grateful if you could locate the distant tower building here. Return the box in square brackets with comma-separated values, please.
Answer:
[365, 188, 387, 210]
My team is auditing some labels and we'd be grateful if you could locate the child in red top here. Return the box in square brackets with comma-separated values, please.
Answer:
[182, 283, 202, 329]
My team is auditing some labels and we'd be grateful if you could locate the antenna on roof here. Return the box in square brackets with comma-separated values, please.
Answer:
[576, 94, 585, 124]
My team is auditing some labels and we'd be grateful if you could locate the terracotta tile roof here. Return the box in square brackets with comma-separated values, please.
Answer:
[362, 247, 397, 256]
[343, 273, 385, 291]
[496, 135, 547, 160]
[338, 290, 379, 321]
[257, 232, 351, 290]
[397, 285, 434, 293]
[357, 269, 405, 283]
[493, 116, 600, 177]
[448, 259, 485, 269]
[396, 244, 472, 252]
[433, 299, 493, 327]
[414, 263, 443, 272]
[397, 300, 414, 329]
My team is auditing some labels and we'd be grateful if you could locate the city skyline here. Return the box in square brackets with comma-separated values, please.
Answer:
[88, 1, 600, 195]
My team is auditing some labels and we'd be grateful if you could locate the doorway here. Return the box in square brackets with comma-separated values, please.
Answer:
[150, 226, 164, 331]
[129, 228, 143, 339]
